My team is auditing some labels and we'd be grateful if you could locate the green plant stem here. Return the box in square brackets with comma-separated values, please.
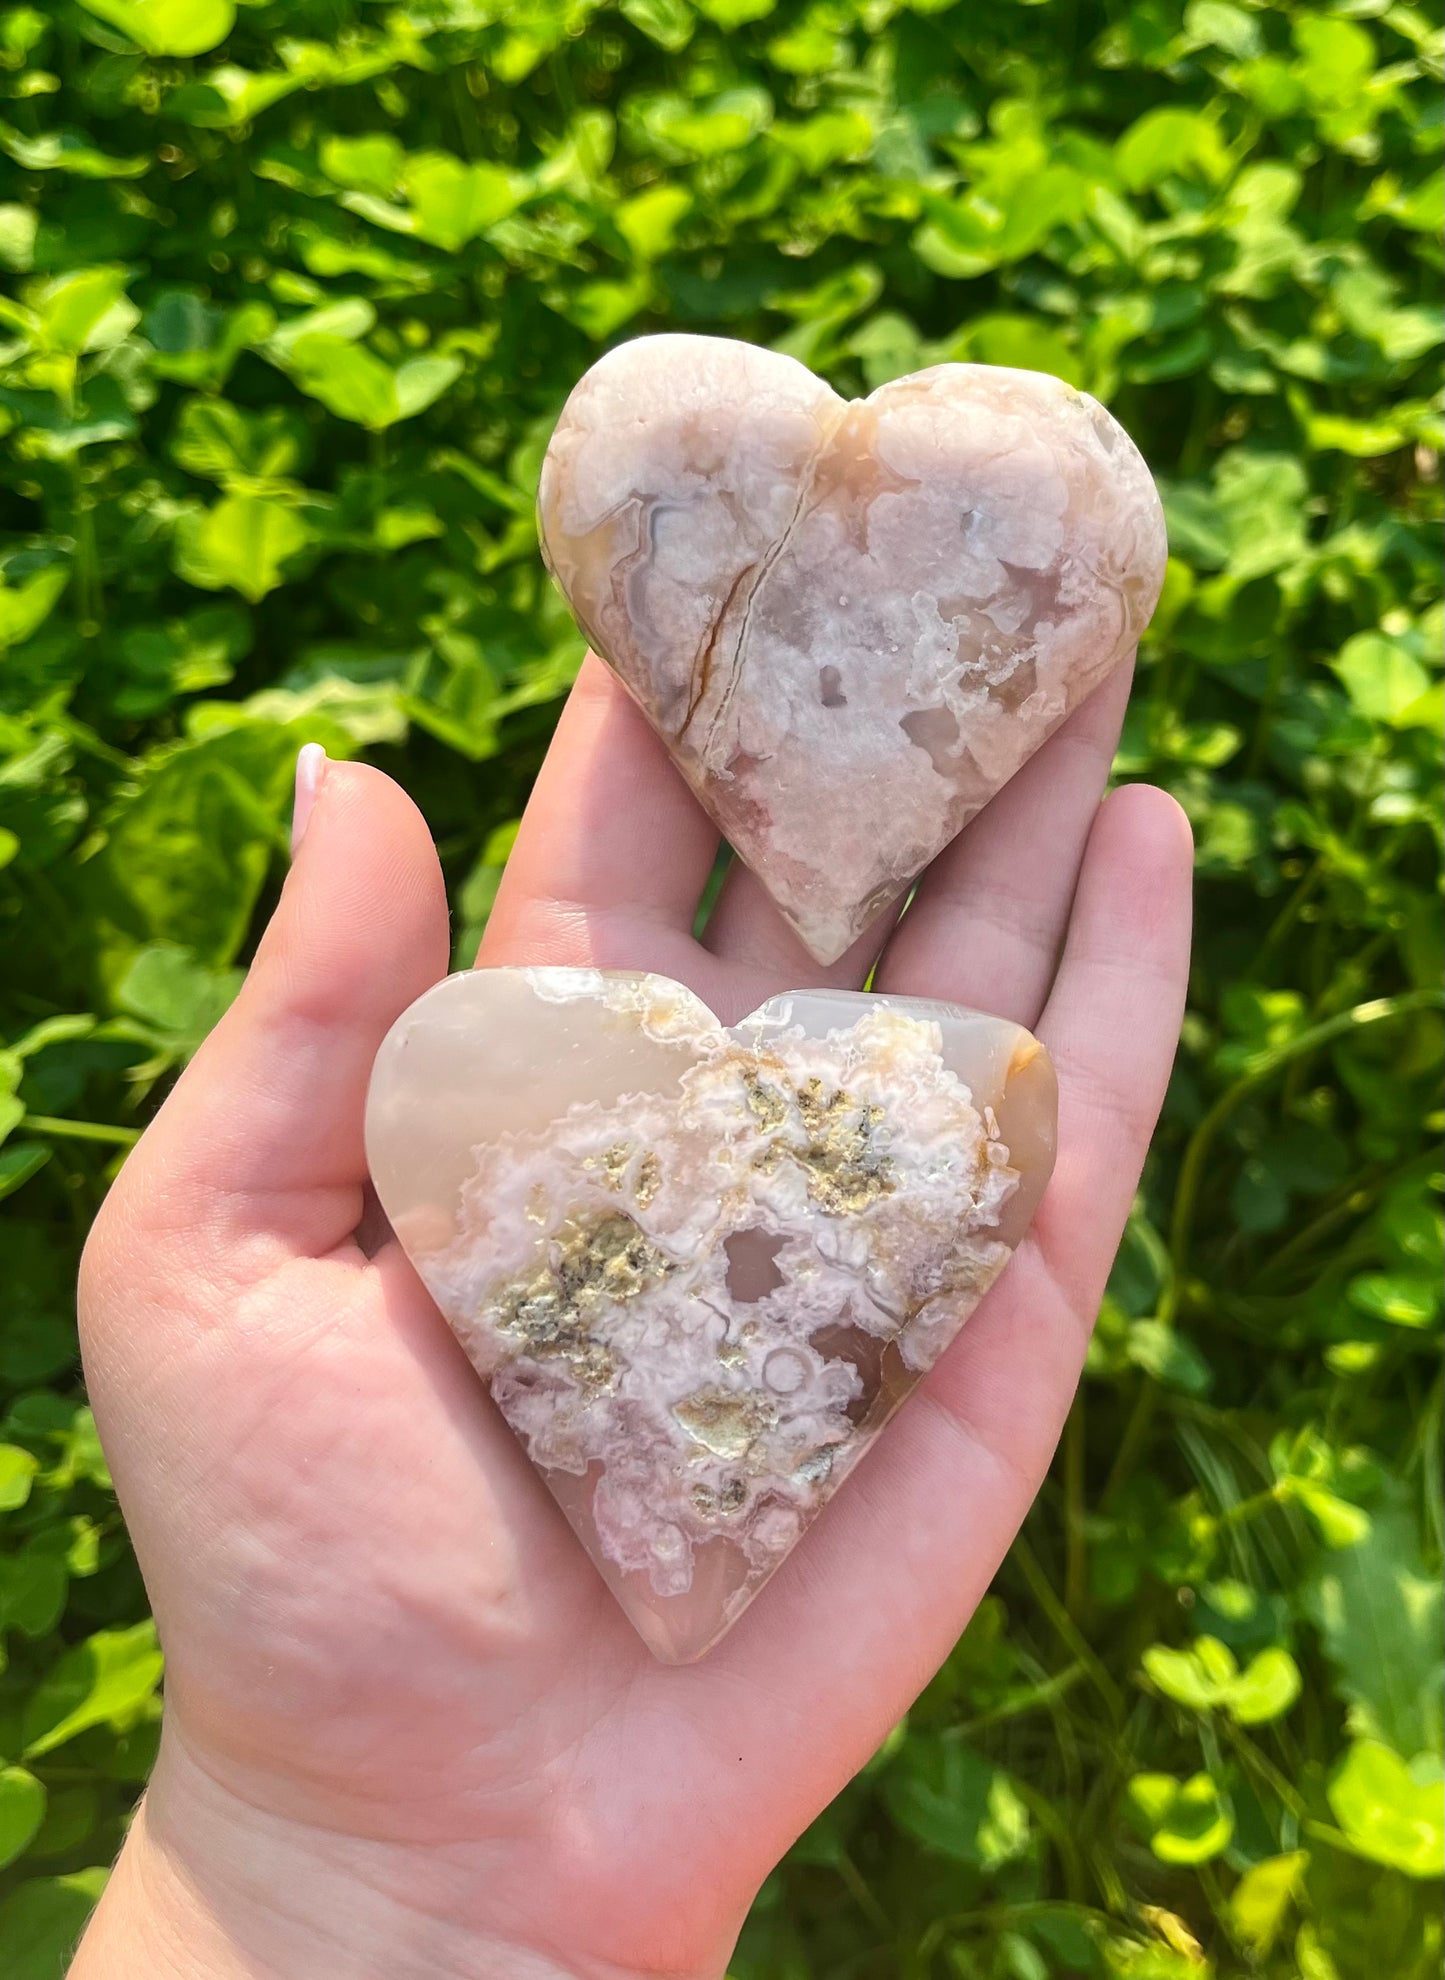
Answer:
[21, 1113, 141, 1146]
[1011, 1534, 1125, 1725]
[1247, 856, 1324, 980]
[944, 1662, 1087, 1741]
[1064, 1394, 1087, 1619]
[1100, 1374, 1158, 1512]
[834, 1846, 890, 1936]
[1166, 990, 1445, 1317]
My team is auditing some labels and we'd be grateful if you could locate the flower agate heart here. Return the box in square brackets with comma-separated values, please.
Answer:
[538, 335, 1167, 963]
[366, 968, 1056, 1662]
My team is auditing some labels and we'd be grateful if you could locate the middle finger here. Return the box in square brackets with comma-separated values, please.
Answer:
[875, 660, 1135, 1027]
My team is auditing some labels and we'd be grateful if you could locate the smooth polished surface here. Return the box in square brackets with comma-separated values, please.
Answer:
[538, 335, 1167, 963]
[367, 968, 1057, 1661]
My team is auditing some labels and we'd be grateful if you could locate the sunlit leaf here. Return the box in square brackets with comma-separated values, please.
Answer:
[1309, 1496, 1444, 1758]
[1127, 1771, 1233, 1864]
[23, 1622, 163, 1758]
[76, 0, 234, 57]
[0, 565, 69, 650]
[1328, 1742, 1445, 1878]
[0, 1768, 46, 1870]
[1229, 1852, 1308, 1956]
[173, 494, 311, 602]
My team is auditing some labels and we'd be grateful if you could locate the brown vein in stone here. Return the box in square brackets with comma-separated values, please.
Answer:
[679, 557, 756, 738]
[680, 398, 851, 762]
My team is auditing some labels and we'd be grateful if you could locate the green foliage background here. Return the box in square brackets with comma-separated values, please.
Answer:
[1, 0, 1442, 1972]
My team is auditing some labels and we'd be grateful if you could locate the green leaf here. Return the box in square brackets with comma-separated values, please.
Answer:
[0, 1142, 50, 1201]
[615, 185, 692, 261]
[1144, 1636, 1237, 1711]
[402, 152, 520, 250]
[28, 267, 138, 354]
[1228, 1648, 1303, 1726]
[115, 944, 242, 1063]
[1309, 1496, 1444, 1759]
[117, 605, 250, 717]
[95, 736, 287, 965]
[1327, 1742, 1444, 1878]
[773, 110, 874, 175]
[619, 0, 694, 50]
[0, 1768, 46, 1871]
[1348, 1271, 1441, 1329]
[171, 399, 306, 484]
[28, 1785, 100, 1861]
[0, 1549, 69, 1639]
[1028, 1911, 1097, 1971]
[1127, 1771, 1233, 1864]
[23, 1622, 164, 1758]
[0, 1441, 39, 1510]
[278, 338, 461, 431]
[0, 125, 147, 177]
[391, 355, 463, 423]
[0, 565, 69, 650]
[0, 1046, 25, 1143]
[1126, 1319, 1212, 1394]
[264, 298, 375, 364]
[954, 312, 1084, 385]
[166, 64, 304, 129]
[915, 166, 1089, 276]
[285, 337, 399, 428]
[0, 202, 37, 273]
[1294, 1480, 1373, 1550]
[143, 291, 273, 390]
[1332, 264, 1444, 365]
[1142, 1636, 1300, 1724]
[0, 1869, 108, 1980]
[1332, 633, 1434, 727]
[173, 494, 311, 602]
[692, 0, 774, 22]
[319, 133, 404, 199]
[1228, 1852, 1308, 1957]
[1115, 107, 1213, 190]
[882, 1737, 1032, 1868]
[1185, 0, 1260, 59]
[76, 0, 234, 56]
[642, 87, 772, 158]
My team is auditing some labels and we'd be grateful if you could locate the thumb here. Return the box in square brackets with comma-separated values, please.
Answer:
[103, 751, 450, 1273]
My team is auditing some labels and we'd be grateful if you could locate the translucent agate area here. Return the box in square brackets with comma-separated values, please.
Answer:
[366, 969, 1057, 1662]
[539, 336, 1167, 963]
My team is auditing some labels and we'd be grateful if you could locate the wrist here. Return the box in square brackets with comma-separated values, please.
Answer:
[70, 1729, 619, 1980]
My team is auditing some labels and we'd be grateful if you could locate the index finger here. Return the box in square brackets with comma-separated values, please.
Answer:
[480, 655, 718, 978]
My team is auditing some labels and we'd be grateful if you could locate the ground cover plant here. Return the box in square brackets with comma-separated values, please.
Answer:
[0, 0, 1441, 1973]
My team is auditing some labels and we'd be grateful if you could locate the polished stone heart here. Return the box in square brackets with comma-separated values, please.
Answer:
[539, 336, 1167, 963]
[366, 968, 1056, 1661]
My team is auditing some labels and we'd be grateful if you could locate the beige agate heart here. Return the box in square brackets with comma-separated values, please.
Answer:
[366, 967, 1056, 1662]
[538, 335, 1167, 964]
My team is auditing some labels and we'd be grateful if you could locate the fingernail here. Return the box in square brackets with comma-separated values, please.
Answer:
[291, 743, 328, 856]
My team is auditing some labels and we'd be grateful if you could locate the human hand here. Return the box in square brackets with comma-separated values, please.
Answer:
[73, 654, 1191, 1980]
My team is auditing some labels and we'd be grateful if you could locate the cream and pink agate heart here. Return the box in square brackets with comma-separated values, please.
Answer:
[366, 968, 1056, 1662]
[539, 335, 1167, 963]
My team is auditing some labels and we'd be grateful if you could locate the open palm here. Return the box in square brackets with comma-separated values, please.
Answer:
[76, 656, 1191, 1980]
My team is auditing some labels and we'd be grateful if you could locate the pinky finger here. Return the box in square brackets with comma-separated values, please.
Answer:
[1032, 785, 1194, 1319]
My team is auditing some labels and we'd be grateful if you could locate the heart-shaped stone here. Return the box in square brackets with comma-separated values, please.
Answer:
[367, 968, 1056, 1661]
[539, 336, 1167, 963]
